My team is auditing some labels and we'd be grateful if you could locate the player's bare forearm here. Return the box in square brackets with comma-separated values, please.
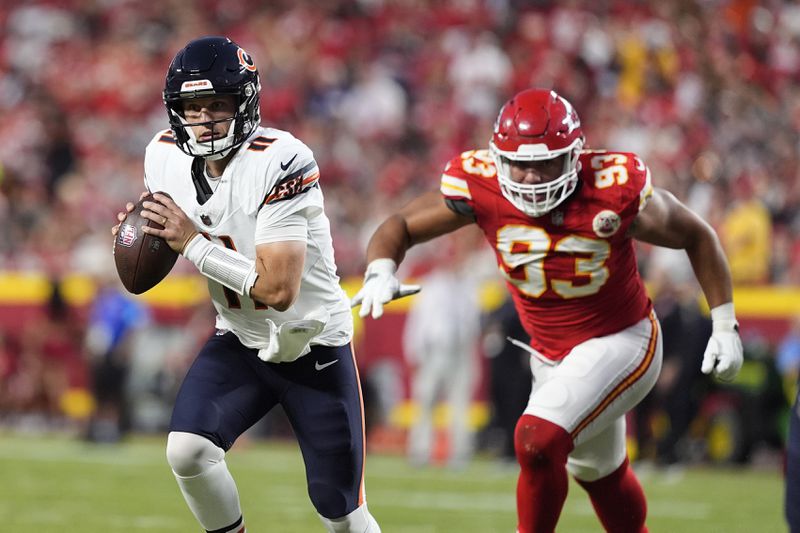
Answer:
[252, 241, 305, 311]
[684, 225, 733, 309]
[366, 191, 472, 265]
[631, 188, 733, 308]
[366, 214, 412, 265]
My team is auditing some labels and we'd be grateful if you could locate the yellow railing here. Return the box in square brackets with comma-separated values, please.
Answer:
[0, 272, 798, 318]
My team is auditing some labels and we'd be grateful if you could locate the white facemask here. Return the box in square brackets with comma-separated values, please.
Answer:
[179, 115, 239, 161]
[490, 138, 584, 217]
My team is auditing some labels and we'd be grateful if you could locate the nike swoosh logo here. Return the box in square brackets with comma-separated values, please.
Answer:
[315, 359, 339, 371]
[280, 154, 297, 171]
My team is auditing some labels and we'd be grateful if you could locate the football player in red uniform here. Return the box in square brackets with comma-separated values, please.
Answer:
[353, 88, 743, 532]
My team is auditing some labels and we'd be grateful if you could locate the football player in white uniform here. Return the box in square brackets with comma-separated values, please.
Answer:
[113, 36, 379, 533]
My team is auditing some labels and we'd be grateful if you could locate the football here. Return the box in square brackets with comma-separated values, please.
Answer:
[113, 192, 179, 294]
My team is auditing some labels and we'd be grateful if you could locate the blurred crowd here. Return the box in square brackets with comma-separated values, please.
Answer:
[0, 0, 799, 458]
[1, 0, 799, 282]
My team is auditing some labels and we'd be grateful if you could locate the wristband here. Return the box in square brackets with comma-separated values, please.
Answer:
[710, 302, 738, 332]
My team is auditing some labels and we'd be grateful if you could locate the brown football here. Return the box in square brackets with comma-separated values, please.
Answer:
[113, 192, 178, 294]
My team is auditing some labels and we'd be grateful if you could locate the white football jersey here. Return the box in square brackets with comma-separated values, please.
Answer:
[143, 126, 353, 358]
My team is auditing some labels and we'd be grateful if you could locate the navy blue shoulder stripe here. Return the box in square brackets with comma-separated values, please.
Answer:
[248, 136, 277, 152]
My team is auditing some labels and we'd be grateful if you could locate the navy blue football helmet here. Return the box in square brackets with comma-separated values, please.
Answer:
[163, 36, 261, 160]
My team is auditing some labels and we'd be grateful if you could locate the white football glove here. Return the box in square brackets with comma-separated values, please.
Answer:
[351, 258, 421, 319]
[701, 303, 743, 382]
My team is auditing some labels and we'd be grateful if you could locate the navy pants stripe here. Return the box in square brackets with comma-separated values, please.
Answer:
[170, 332, 365, 518]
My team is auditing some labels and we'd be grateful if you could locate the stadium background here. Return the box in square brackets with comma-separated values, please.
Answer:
[0, 0, 799, 467]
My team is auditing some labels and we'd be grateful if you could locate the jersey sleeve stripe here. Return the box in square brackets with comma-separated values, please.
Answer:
[263, 165, 321, 205]
[302, 171, 320, 187]
[288, 161, 318, 178]
[440, 175, 472, 199]
[638, 166, 654, 211]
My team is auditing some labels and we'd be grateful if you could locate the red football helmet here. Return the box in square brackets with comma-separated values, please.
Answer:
[490, 88, 585, 217]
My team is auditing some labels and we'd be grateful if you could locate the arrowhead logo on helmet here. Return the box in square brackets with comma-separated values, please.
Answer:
[558, 95, 580, 134]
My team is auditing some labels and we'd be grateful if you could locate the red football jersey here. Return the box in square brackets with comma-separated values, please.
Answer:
[440, 149, 654, 360]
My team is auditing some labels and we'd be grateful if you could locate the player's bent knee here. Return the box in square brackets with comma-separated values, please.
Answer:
[514, 415, 573, 469]
[308, 481, 351, 519]
[318, 503, 381, 533]
[166, 431, 224, 477]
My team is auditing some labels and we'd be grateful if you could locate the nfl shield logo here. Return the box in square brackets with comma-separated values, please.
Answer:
[118, 224, 137, 247]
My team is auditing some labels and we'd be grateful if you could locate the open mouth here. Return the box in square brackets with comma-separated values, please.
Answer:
[199, 131, 221, 142]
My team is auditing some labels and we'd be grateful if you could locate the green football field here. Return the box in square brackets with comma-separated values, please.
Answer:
[0, 433, 786, 532]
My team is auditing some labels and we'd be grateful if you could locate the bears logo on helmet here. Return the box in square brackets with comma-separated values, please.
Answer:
[237, 48, 257, 72]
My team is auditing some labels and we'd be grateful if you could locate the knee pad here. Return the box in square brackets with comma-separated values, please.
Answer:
[514, 414, 573, 470]
[166, 431, 224, 477]
[318, 503, 380, 533]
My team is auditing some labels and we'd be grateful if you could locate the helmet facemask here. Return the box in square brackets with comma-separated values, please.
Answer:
[165, 80, 260, 161]
[491, 137, 583, 218]
[171, 112, 235, 160]
[490, 89, 586, 217]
